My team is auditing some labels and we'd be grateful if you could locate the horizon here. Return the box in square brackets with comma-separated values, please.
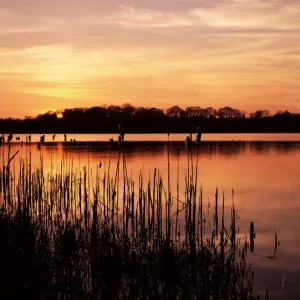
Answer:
[1, 2, 299, 297]
[1, 0, 300, 118]
[0, 103, 299, 120]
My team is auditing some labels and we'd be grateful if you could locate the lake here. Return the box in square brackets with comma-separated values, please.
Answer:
[1, 133, 300, 299]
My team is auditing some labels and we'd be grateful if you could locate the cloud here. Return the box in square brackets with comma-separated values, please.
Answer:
[104, 1, 300, 32]
[0, 26, 54, 35]
[0, 0, 299, 117]
[104, 5, 200, 28]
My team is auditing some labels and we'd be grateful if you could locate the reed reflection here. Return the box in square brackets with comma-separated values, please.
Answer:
[26, 141, 300, 157]
[1, 140, 300, 299]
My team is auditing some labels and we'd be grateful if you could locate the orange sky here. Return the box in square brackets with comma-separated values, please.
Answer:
[0, 0, 300, 118]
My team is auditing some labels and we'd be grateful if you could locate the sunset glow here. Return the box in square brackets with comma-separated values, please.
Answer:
[1, 0, 300, 118]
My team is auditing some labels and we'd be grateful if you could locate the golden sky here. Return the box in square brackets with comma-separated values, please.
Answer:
[0, 0, 300, 118]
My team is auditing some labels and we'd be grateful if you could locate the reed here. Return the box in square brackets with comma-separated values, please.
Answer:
[0, 145, 270, 299]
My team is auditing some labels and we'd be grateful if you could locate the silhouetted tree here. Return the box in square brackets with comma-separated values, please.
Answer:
[148, 107, 164, 117]
[63, 108, 85, 119]
[107, 105, 122, 118]
[199, 108, 209, 118]
[1, 104, 300, 133]
[166, 106, 185, 118]
[250, 110, 270, 118]
[185, 106, 199, 117]
[122, 103, 136, 117]
[232, 109, 243, 119]
[206, 107, 217, 118]
[218, 107, 235, 118]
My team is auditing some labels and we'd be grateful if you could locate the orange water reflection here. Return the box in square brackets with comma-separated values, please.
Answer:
[1, 139, 300, 299]
[3, 132, 300, 143]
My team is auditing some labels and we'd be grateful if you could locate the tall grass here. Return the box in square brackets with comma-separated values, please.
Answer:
[0, 142, 269, 299]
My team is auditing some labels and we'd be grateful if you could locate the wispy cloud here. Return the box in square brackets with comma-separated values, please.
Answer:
[0, 0, 299, 117]
[105, 1, 300, 31]
[104, 5, 200, 28]
[0, 26, 55, 35]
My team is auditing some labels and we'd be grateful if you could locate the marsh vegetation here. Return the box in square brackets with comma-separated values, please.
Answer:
[0, 143, 270, 299]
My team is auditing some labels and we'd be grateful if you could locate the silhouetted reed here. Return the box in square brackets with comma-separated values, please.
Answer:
[0, 145, 270, 299]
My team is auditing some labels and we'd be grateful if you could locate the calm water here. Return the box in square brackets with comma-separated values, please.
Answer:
[1, 133, 300, 298]
[3, 132, 300, 142]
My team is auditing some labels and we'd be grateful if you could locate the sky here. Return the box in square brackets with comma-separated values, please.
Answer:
[0, 0, 300, 118]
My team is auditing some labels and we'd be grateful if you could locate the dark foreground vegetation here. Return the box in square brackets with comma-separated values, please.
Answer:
[1, 103, 300, 133]
[0, 145, 270, 299]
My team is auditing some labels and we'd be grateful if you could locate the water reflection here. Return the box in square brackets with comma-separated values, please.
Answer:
[1, 140, 300, 299]
[2, 132, 300, 143]
[29, 140, 300, 157]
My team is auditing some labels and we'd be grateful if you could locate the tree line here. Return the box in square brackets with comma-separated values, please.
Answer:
[0, 104, 299, 133]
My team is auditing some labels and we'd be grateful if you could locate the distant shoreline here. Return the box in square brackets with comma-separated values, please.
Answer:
[2, 131, 300, 134]
[1, 106, 300, 134]
[3, 139, 300, 146]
